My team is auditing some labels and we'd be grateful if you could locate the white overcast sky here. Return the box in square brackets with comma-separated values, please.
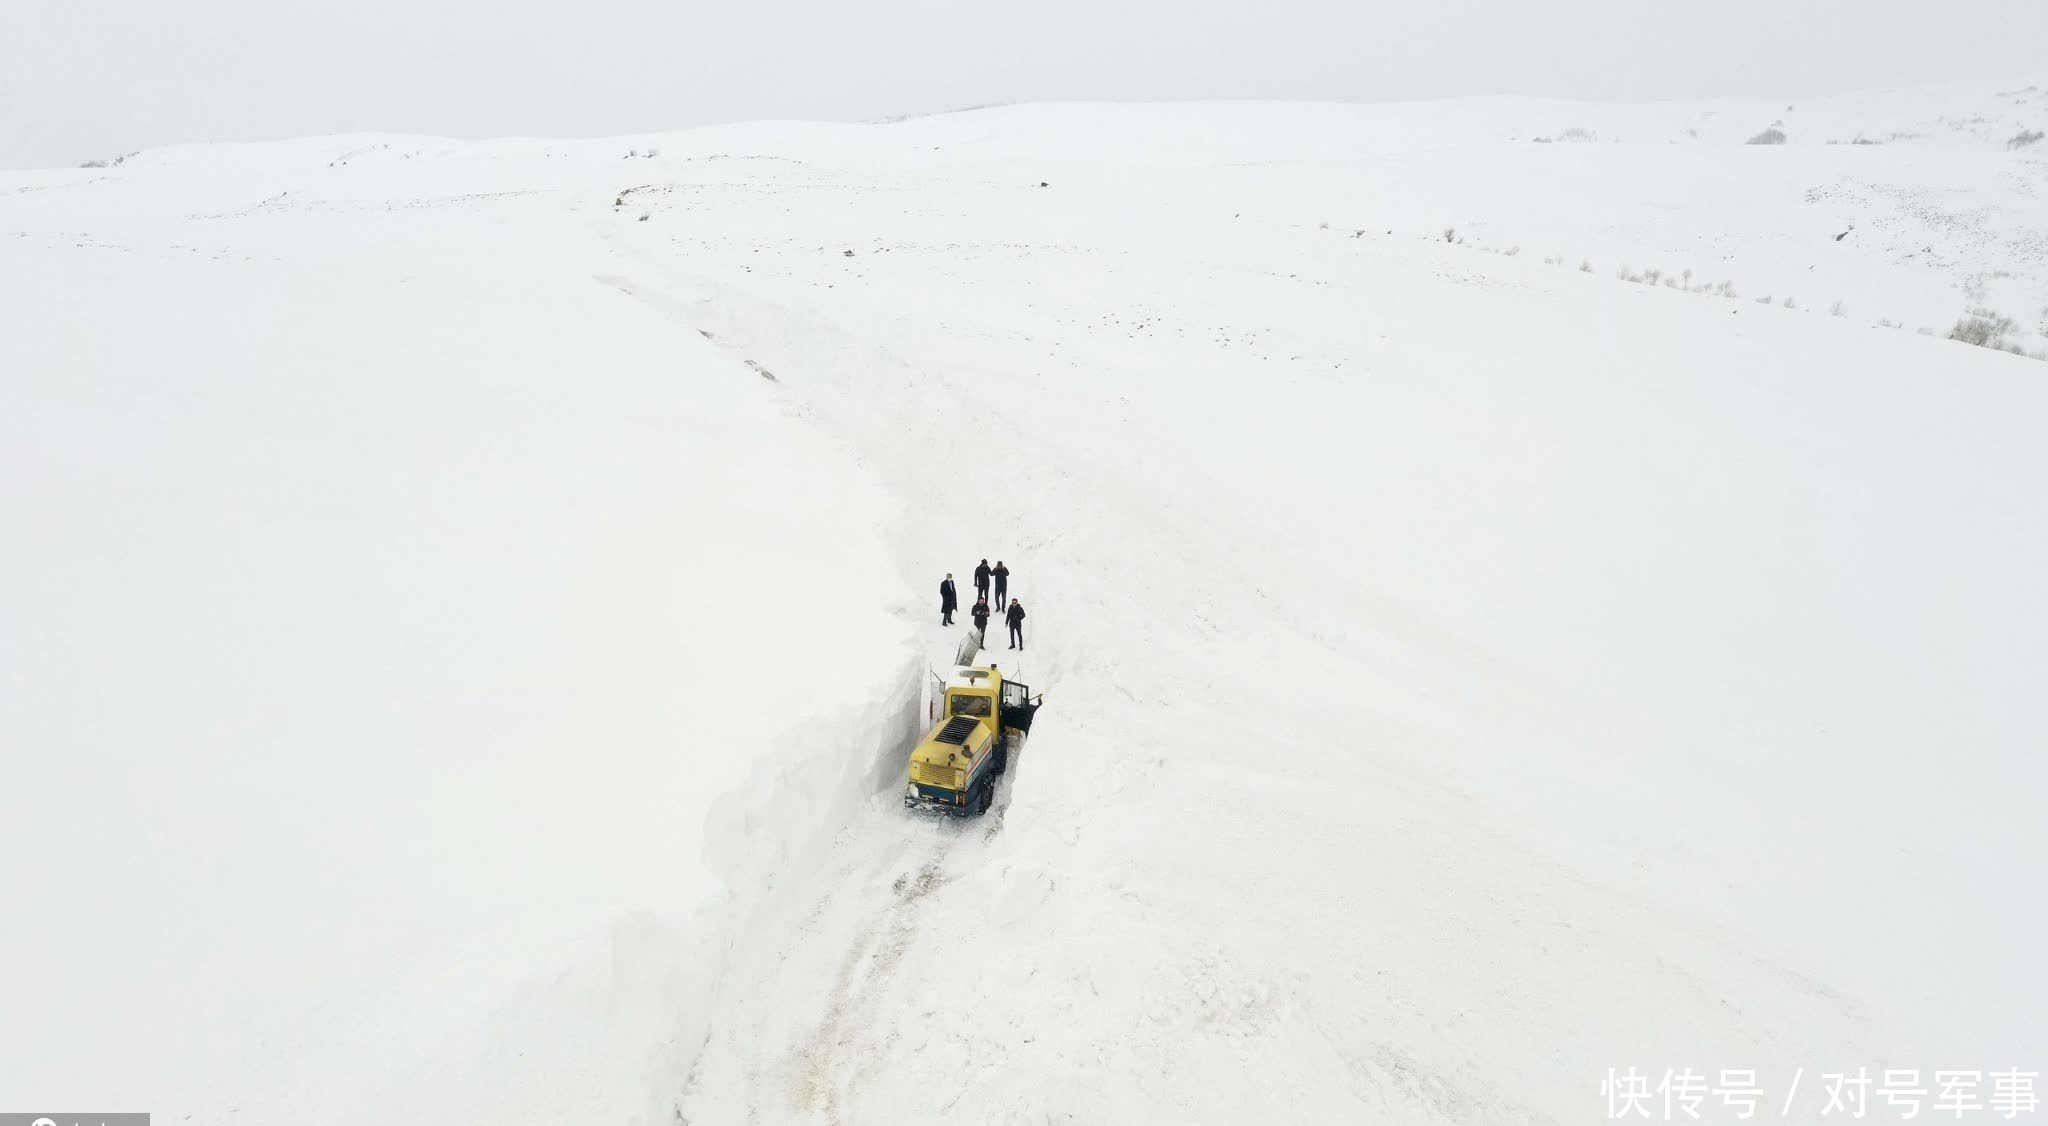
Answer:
[5, 0, 2046, 169]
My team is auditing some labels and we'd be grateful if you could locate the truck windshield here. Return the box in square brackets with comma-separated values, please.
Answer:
[949, 694, 992, 717]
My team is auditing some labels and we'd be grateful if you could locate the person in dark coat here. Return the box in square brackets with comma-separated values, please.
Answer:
[974, 559, 991, 602]
[992, 561, 1010, 609]
[1005, 599, 1026, 650]
[970, 595, 992, 641]
[939, 573, 957, 625]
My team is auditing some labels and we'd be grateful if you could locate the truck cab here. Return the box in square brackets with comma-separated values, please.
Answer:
[942, 664, 1039, 739]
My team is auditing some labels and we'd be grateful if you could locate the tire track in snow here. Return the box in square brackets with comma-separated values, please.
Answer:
[790, 852, 949, 1120]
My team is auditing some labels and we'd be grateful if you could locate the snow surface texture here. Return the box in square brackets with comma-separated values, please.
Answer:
[4, 81, 2045, 1124]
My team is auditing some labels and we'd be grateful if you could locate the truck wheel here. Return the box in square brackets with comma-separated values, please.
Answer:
[977, 782, 994, 814]
[995, 737, 1009, 776]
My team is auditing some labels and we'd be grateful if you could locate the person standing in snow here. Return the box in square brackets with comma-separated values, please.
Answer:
[992, 560, 1010, 609]
[1005, 599, 1026, 650]
[970, 594, 992, 642]
[974, 559, 992, 604]
[939, 573, 958, 626]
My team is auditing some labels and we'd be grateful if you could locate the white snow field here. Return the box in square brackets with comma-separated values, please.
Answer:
[5, 81, 2046, 1124]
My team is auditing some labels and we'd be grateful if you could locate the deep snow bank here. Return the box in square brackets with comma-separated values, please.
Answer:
[0, 167, 912, 1121]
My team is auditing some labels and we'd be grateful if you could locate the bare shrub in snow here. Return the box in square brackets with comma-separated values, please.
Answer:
[1643, 268, 1663, 286]
[1782, 296, 1798, 309]
[1748, 128, 1789, 145]
[1557, 127, 1598, 143]
[1712, 281, 1738, 298]
[1830, 300, 1847, 317]
[1756, 295, 1774, 305]
[1579, 258, 1594, 273]
[1949, 308, 2018, 350]
[1504, 245, 1521, 256]
[2009, 129, 2044, 150]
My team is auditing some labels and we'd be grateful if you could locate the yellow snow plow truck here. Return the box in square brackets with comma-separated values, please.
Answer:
[904, 665, 1040, 816]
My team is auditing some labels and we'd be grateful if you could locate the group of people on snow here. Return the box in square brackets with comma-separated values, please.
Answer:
[939, 558, 1027, 650]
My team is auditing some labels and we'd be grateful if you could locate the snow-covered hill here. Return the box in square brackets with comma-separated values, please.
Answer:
[5, 81, 2045, 1124]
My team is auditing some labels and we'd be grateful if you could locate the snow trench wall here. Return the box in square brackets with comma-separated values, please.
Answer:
[702, 653, 925, 877]
[680, 652, 927, 1075]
